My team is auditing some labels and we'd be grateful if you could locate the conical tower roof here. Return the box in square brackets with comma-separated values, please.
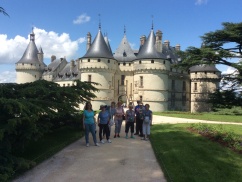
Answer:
[82, 30, 114, 59]
[114, 34, 136, 62]
[136, 29, 166, 59]
[104, 35, 112, 53]
[17, 31, 42, 64]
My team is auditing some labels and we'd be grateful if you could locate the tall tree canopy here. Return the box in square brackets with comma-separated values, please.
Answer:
[0, 80, 98, 181]
[177, 22, 242, 88]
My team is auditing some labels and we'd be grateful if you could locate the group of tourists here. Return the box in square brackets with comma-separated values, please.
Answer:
[82, 100, 153, 147]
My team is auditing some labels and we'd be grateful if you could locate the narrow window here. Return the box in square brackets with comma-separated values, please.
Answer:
[163, 60, 165, 64]
[108, 59, 110, 63]
[172, 80, 175, 90]
[88, 75, 92, 82]
[139, 60, 142, 64]
[88, 59, 90, 62]
[67, 83, 70, 87]
[140, 95, 143, 102]
[182, 95, 186, 106]
[130, 83, 132, 96]
[123, 63, 126, 66]
[63, 84, 65, 87]
[182, 81, 186, 91]
[121, 75, 125, 85]
[140, 76, 143, 87]
[129, 63, 131, 66]
[194, 83, 197, 91]
[151, 60, 154, 63]
[98, 59, 101, 62]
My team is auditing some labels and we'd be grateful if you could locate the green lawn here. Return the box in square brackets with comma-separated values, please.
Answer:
[154, 112, 242, 123]
[150, 124, 242, 182]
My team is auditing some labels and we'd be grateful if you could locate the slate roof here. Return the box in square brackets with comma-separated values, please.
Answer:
[82, 30, 114, 59]
[114, 34, 136, 62]
[136, 29, 166, 60]
[43, 58, 67, 75]
[162, 45, 180, 64]
[189, 64, 220, 72]
[17, 32, 44, 65]
[54, 61, 80, 81]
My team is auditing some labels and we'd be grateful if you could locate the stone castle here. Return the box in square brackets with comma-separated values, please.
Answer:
[15, 26, 221, 112]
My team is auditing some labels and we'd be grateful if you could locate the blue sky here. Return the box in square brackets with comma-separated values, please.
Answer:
[0, 0, 242, 82]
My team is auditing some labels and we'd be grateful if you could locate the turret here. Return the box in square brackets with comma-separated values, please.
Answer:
[15, 29, 45, 84]
[86, 32, 92, 51]
[155, 30, 162, 52]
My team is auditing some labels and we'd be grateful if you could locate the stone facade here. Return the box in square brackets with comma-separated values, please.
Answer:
[15, 28, 221, 112]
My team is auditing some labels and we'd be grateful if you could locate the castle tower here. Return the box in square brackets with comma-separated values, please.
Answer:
[190, 64, 221, 112]
[134, 28, 169, 111]
[113, 28, 137, 105]
[80, 27, 117, 110]
[38, 46, 44, 63]
[15, 30, 45, 83]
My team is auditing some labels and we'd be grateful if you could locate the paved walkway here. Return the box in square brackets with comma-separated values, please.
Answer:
[13, 115, 242, 182]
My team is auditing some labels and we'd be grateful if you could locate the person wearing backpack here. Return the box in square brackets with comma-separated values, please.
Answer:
[125, 104, 136, 139]
[134, 100, 144, 137]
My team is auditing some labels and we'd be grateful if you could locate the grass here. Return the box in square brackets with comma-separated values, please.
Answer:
[150, 124, 242, 182]
[153, 111, 242, 123]
[13, 126, 83, 178]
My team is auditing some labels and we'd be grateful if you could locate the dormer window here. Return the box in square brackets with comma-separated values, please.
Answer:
[123, 51, 127, 57]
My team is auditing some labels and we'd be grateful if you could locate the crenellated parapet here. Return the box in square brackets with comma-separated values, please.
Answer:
[15, 63, 45, 71]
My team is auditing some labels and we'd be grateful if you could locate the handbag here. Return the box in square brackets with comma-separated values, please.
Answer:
[144, 116, 150, 124]
[109, 118, 114, 126]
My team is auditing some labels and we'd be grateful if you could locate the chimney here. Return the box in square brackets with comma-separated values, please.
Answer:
[175, 44, 181, 51]
[164, 40, 170, 48]
[51, 55, 56, 62]
[70, 60, 75, 71]
[86, 32, 92, 51]
[140, 35, 146, 46]
[155, 30, 162, 52]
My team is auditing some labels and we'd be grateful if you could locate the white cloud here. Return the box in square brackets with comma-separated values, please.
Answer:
[73, 13, 91, 24]
[195, 0, 208, 5]
[222, 66, 238, 75]
[129, 42, 137, 50]
[0, 71, 16, 83]
[0, 27, 86, 64]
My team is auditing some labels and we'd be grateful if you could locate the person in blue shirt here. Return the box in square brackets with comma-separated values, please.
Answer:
[98, 105, 112, 144]
[83, 102, 99, 147]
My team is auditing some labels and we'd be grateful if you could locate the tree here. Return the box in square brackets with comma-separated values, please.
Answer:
[0, 80, 98, 181]
[176, 22, 242, 88]
[0, 7, 9, 16]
